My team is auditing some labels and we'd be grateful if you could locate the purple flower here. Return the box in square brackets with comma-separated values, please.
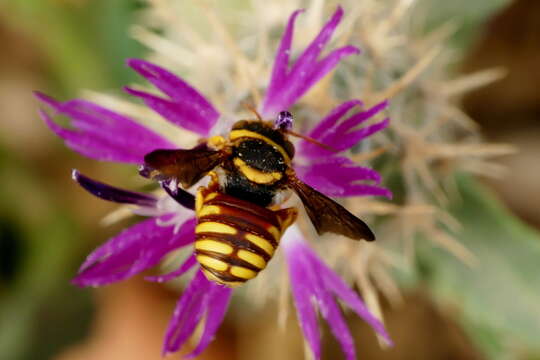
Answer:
[37, 6, 392, 359]
[262, 7, 360, 117]
[295, 100, 392, 198]
[285, 227, 393, 360]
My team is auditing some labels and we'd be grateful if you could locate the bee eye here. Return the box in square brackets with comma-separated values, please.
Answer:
[275, 111, 293, 130]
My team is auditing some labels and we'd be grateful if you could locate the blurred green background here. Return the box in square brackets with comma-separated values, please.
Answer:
[1, 1, 539, 359]
[0, 2, 145, 359]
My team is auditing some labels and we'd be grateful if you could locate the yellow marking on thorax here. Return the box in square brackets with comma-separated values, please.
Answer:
[230, 266, 257, 280]
[237, 250, 266, 269]
[198, 205, 221, 217]
[197, 255, 228, 271]
[229, 129, 291, 163]
[233, 158, 282, 185]
[195, 240, 233, 255]
[245, 233, 275, 256]
[196, 222, 237, 235]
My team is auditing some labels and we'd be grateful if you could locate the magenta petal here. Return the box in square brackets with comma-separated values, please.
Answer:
[284, 232, 393, 359]
[336, 184, 393, 198]
[145, 254, 197, 283]
[73, 217, 196, 287]
[264, 9, 304, 107]
[283, 45, 360, 105]
[288, 6, 345, 75]
[40, 110, 141, 163]
[296, 156, 381, 183]
[312, 274, 357, 360]
[127, 59, 219, 136]
[72, 169, 158, 207]
[163, 270, 208, 355]
[124, 87, 211, 136]
[186, 282, 232, 358]
[295, 157, 391, 198]
[163, 270, 232, 356]
[335, 101, 389, 135]
[36, 92, 175, 164]
[314, 255, 393, 346]
[286, 247, 322, 359]
[262, 6, 359, 117]
[329, 118, 390, 152]
[300, 101, 389, 158]
[307, 100, 362, 141]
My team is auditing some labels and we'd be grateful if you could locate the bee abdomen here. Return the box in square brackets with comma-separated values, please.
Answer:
[194, 187, 296, 287]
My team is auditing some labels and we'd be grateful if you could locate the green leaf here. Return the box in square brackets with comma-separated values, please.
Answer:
[414, 176, 540, 359]
[0, 148, 90, 359]
[5, 0, 144, 94]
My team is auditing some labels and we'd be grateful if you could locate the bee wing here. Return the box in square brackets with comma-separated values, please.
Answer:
[288, 175, 375, 241]
[144, 144, 227, 188]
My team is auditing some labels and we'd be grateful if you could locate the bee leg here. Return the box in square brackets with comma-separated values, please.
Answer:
[275, 207, 298, 234]
[207, 171, 221, 190]
[195, 171, 221, 213]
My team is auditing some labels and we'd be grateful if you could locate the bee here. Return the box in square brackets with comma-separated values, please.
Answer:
[143, 111, 375, 287]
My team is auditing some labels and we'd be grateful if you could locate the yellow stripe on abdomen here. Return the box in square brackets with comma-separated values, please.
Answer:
[237, 249, 266, 269]
[195, 240, 233, 255]
[266, 226, 281, 243]
[196, 222, 237, 235]
[245, 233, 275, 256]
[230, 266, 257, 280]
[196, 255, 228, 272]
[197, 205, 221, 217]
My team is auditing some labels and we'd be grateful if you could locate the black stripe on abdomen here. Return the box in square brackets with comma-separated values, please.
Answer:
[194, 192, 281, 286]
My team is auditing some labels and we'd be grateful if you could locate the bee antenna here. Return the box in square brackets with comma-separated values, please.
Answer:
[243, 103, 263, 121]
[284, 129, 338, 153]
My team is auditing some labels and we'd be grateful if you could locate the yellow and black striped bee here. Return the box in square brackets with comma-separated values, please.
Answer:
[143, 111, 375, 287]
